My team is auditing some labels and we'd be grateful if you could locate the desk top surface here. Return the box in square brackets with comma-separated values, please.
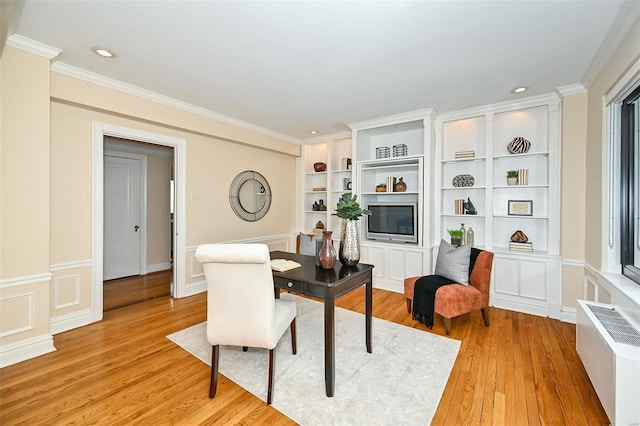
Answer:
[270, 250, 373, 286]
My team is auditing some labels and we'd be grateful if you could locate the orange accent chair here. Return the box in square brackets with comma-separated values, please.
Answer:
[404, 250, 494, 335]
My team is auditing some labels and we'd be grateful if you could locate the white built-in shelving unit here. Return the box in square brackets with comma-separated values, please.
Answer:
[435, 94, 562, 318]
[299, 137, 353, 235]
[298, 96, 563, 318]
[348, 109, 436, 293]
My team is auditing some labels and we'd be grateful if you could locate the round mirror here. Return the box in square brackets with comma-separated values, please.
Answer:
[229, 170, 271, 221]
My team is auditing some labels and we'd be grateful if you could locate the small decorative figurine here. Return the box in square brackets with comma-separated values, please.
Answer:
[463, 197, 477, 215]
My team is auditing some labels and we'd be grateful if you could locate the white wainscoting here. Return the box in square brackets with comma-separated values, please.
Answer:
[184, 234, 295, 297]
[49, 260, 93, 334]
[0, 273, 55, 368]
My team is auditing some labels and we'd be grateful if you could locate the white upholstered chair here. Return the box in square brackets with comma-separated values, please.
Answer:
[195, 243, 297, 405]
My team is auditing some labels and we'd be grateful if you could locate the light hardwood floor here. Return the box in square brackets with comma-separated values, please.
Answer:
[0, 271, 609, 425]
[103, 270, 172, 311]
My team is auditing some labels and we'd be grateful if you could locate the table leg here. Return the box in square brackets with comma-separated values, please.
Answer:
[324, 295, 335, 397]
[366, 273, 372, 353]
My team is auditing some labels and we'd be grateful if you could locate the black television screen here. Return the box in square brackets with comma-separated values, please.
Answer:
[366, 203, 417, 243]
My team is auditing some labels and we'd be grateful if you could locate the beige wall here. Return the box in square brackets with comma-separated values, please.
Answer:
[561, 92, 588, 307]
[0, 46, 53, 349]
[1, 45, 299, 364]
[146, 153, 172, 268]
[585, 16, 640, 270]
[1, 47, 51, 278]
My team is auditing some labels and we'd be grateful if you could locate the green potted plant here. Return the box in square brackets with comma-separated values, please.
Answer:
[333, 193, 372, 266]
[447, 229, 464, 246]
[506, 170, 518, 186]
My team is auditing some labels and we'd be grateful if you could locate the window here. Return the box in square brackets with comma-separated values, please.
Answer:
[620, 85, 640, 285]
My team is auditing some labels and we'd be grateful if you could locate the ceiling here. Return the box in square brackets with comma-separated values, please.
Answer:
[5, 1, 637, 142]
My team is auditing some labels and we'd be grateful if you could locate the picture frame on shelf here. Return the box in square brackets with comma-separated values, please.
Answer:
[508, 200, 533, 216]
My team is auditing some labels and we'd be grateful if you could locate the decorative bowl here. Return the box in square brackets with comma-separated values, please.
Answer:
[313, 162, 327, 172]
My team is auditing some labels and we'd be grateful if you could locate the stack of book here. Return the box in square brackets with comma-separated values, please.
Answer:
[509, 241, 533, 252]
[455, 150, 475, 159]
[517, 169, 529, 185]
[454, 199, 464, 214]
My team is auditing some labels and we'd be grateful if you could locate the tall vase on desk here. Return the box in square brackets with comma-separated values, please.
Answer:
[334, 193, 371, 267]
[339, 219, 361, 266]
[318, 231, 337, 269]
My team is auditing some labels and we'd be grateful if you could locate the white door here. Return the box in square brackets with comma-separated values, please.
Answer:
[104, 155, 142, 280]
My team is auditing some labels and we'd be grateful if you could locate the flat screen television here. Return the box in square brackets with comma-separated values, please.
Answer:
[365, 202, 418, 244]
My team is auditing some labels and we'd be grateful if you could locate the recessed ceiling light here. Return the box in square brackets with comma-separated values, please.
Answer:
[512, 87, 528, 93]
[91, 46, 116, 58]
[309, 130, 318, 135]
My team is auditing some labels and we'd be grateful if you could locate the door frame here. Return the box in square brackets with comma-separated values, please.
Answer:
[92, 122, 187, 322]
[104, 150, 148, 278]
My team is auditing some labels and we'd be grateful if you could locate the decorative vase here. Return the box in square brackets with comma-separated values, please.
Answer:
[394, 177, 407, 192]
[339, 219, 360, 266]
[318, 230, 337, 269]
[459, 223, 466, 245]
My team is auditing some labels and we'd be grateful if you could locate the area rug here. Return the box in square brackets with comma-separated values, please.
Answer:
[167, 294, 460, 425]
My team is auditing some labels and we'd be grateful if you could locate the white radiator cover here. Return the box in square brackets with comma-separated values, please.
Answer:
[576, 300, 640, 426]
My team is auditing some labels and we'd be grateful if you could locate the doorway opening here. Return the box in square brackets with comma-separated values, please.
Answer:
[103, 137, 174, 310]
[91, 122, 186, 322]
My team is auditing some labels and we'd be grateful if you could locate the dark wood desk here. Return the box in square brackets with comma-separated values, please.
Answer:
[270, 250, 373, 397]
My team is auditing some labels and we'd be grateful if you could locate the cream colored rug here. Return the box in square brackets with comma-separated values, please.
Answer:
[167, 293, 460, 425]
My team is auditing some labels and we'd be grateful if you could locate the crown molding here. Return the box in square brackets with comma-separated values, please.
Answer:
[582, 0, 640, 89]
[301, 130, 352, 145]
[435, 93, 561, 124]
[6, 34, 62, 60]
[348, 107, 436, 131]
[50, 62, 302, 145]
[556, 83, 587, 97]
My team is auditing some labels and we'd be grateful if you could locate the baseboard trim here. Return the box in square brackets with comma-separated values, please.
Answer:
[372, 279, 403, 294]
[184, 280, 207, 297]
[0, 334, 56, 368]
[561, 306, 577, 324]
[490, 296, 549, 318]
[49, 309, 92, 335]
[147, 262, 171, 273]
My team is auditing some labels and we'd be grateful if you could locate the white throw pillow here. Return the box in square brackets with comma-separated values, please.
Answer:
[434, 239, 471, 285]
[299, 232, 323, 256]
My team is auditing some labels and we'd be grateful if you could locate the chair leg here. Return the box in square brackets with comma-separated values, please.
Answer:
[443, 318, 452, 335]
[242, 346, 248, 352]
[267, 348, 275, 405]
[209, 345, 219, 398]
[405, 298, 412, 314]
[481, 308, 490, 327]
[290, 318, 297, 354]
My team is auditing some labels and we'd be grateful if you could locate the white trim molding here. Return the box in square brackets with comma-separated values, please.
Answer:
[0, 334, 56, 368]
[0, 293, 35, 337]
[49, 309, 92, 335]
[50, 260, 92, 272]
[562, 258, 585, 268]
[52, 275, 81, 310]
[556, 83, 586, 97]
[147, 262, 172, 273]
[0, 273, 52, 289]
[561, 307, 577, 324]
[92, 122, 187, 324]
[6, 34, 62, 59]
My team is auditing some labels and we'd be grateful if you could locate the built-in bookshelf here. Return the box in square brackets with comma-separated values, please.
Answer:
[435, 95, 562, 318]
